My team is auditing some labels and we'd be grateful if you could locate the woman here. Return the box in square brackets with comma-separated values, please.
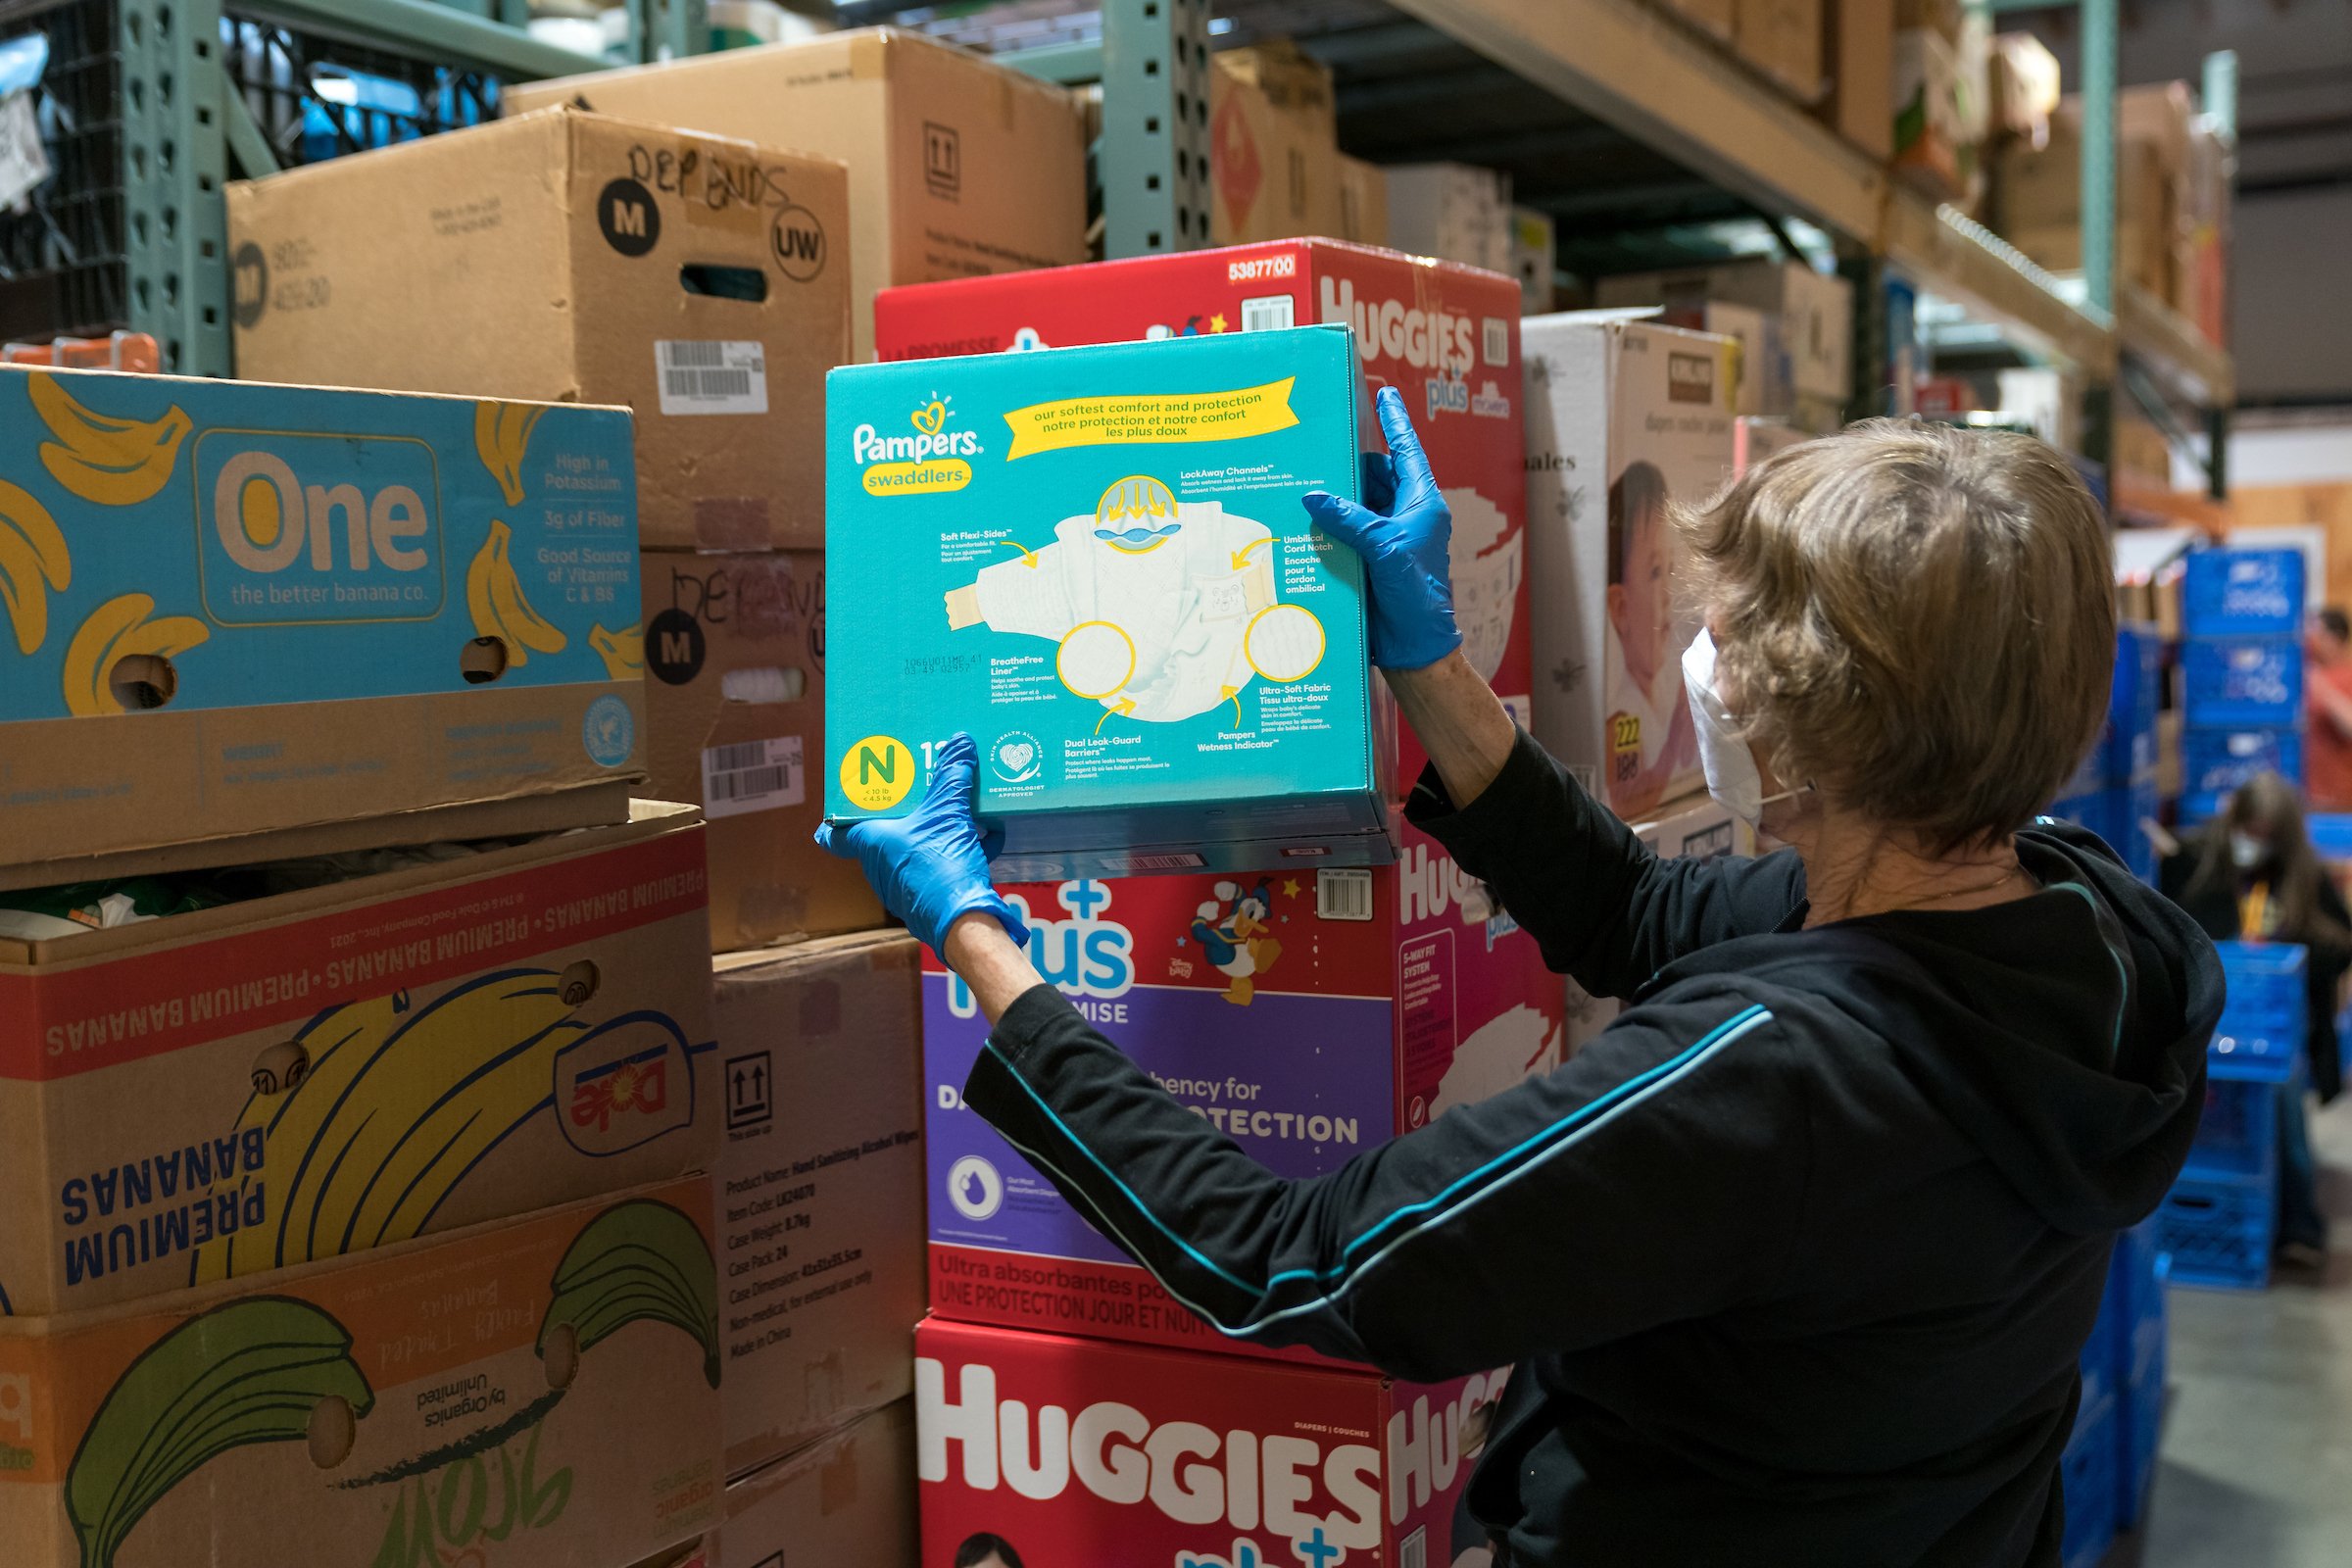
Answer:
[824, 398, 2220, 1566]
[2161, 771, 2350, 1260]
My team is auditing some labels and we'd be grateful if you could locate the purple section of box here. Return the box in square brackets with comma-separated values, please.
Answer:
[923, 973, 1394, 1264]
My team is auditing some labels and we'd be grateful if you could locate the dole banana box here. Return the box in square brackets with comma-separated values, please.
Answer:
[0, 1177, 723, 1568]
[873, 237, 1534, 793]
[0, 366, 643, 881]
[0, 804, 717, 1316]
[922, 824, 1563, 1361]
[918, 1319, 1506, 1568]
[826, 326, 1392, 878]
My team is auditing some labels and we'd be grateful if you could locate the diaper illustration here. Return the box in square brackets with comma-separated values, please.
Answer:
[1429, 1003, 1563, 1117]
[1190, 878, 1284, 1004]
[944, 476, 1325, 723]
[1446, 486, 1520, 685]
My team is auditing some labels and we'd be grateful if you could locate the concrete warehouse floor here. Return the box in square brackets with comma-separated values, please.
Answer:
[2134, 1091, 2352, 1567]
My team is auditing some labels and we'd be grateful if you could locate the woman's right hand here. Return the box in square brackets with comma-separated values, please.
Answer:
[1303, 385, 1461, 672]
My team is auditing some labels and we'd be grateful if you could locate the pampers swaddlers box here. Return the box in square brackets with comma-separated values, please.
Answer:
[825, 327, 1389, 877]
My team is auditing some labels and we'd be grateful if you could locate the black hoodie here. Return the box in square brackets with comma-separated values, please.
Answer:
[962, 731, 2223, 1566]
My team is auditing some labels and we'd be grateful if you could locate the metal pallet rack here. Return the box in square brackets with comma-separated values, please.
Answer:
[0, 0, 708, 376]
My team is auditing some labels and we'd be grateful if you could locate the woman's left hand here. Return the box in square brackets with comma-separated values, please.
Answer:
[814, 732, 1030, 956]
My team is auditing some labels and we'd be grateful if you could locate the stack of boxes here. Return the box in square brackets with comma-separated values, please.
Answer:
[2161, 941, 2306, 1291]
[2049, 621, 2161, 882]
[2179, 548, 2307, 822]
[1591, 258, 1855, 433]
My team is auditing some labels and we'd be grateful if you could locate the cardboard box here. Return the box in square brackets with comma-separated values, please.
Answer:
[0, 1178, 724, 1568]
[1735, 415, 1807, 474]
[1995, 89, 2189, 298]
[1897, 0, 1964, 42]
[713, 931, 924, 1478]
[825, 326, 1394, 878]
[1383, 163, 1513, 274]
[1208, 42, 1344, 246]
[1564, 793, 1755, 1055]
[639, 549, 883, 952]
[0, 365, 644, 879]
[1660, 0, 1736, 41]
[228, 109, 848, 552]
[0, 805, 717, 1315]
[719, 1399, 917, 1568]
[1819, 0, 1894, 158]
[872, 238, 1535, 795]
[917, 1318, 1505, 1568]
[1592, 258, 1852, 402]
[509, 28, 1089, 361]
[2114, 415, 2174, 489]
[1337, 155, 1390, 246]
[1892, 25, 1970, 201]
[1524, 311, 1739, 821]
[1736, 0, 1826, 104]
[1510, 206, 1557, 314]
[1692, 299, 1784, 416]
[1990, 30, 2061, 145]
[922, 846, 1560, 1358]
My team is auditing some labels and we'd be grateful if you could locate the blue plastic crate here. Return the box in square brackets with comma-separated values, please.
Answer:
[2179, 789, 2223, 826]
[2213, 942, 2308, 1078]
[2183, 637, 2304, 728]
[2114, 1219, 2168, 1389]
[2068, 625, 2164, 791]
[2061, 1396, 2119, 1568]
[2183, 1074, 2279, 1182]
[2078, 1286, 2122, 1414]
[2158, 1172, 2275, 1290]
[2183, 548, 2306, 637]
[2045, 791, 2118, 848]
[2118, 1328, 2166, 1530]
[2312, 813, 2352, 862]
[2123, 776, 2159, 884]
[2182, 726, 2305, 799]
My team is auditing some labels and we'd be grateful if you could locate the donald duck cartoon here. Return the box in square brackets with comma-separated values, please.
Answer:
[1190, 878, 1282, 1004]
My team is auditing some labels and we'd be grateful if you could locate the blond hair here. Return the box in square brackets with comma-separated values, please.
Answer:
[1678, 418, 2114, 853]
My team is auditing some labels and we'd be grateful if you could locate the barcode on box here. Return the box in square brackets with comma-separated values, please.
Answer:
[1568, 762, 1598, 798]
[701, 736, 803, 818]
[1097, 852, 1207, 873]
[1398, 1528, 1427, 1568]
[656, 340, 768, 416]
[1483, 316, 1510, 366]
[1241, 294, 1296, 333]
[1317, 868, 1373, 921]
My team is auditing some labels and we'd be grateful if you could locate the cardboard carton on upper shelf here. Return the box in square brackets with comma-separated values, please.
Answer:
[1512, 205, 1559, 314]
[637, 548, 883, 952]
[1994, 84, 2197, 300]
[1898, 0, 1965, 42]
[1736, 0, 1827, 104]
[717, 1399, 917, 1568]
[872, 237, 1535, 797]
[1893, 24, 1973, 203]
[0, 1177, 724, 1568]
[1592, 257, 1852, 403]
[1384, 162, 1513, 274]
[917, 1318, 1505, 1568]
[0, 804, 717, 1315]
[1660, 0, 1737, 42]
[507, 27, 1089, 361]
[1208, 41, 1345, 245]
[0, 366, 643, 882]
[825, 326, 1394, 879]
[1736, 414, 1808, 475]
[1989, 30, 2062, 146]
[920, 832, 1561, 1358]
[1819, 0, 1894, 159]
[1337, 154, 1391, 245]
[1524, 310, 1740, 823]
[1690, 299, 1783, 416]
[227, 109, 848, 551]
[712, 931, 925, 1479]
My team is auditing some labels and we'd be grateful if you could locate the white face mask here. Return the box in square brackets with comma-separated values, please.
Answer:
[1682, 629, 1802, 827]
[2230, 832, 2269, 871]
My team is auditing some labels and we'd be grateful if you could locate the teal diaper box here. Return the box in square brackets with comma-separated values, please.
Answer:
[0, 367, 644, 884]
[823, 325, 1393, 878]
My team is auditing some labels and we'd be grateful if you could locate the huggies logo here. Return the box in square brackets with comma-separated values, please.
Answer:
[197, 430, 445, 625]
[856, 393, 982, 496]
[1317, 278, 1476, 375]
[949, 880, 1135, 1021]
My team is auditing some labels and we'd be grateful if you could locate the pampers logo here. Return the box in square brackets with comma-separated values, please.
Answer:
[856, 393, 983, 496]
[195, 430, 445, 626]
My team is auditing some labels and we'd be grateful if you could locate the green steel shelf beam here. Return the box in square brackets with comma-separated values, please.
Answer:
[2077, 0, 2117, 474]
[233, 0, 609, 79]
[1007, 39, 1103, 86]
[1096, 0, 1211, 259]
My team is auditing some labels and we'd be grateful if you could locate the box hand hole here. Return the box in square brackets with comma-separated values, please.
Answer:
[679, 264, 768, 302]
[110, 654, 178, 710]
[460, 636, 510, 684]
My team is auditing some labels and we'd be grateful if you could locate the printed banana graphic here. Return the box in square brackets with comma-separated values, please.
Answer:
[473, 400, 545, 507]
[67, 1298, 375, 1568]
[0, 479, 70, 654]
[62, 593, 210, 716]
[538, 1200, 721, 1389]
[589, 622, 644, 679]
[29, 372, 193, 507]
[466, 519, 566, 665]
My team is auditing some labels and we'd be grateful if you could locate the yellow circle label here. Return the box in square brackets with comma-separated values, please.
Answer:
[839, 735, 917, 811]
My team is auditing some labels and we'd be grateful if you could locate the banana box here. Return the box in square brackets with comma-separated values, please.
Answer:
[714, 1399, 918, 1568]
[0, 1177, 724, 1568]
[0, 804, 718, 1316]
[0, 366, 645, 883]
[825, 326, 1392, 879]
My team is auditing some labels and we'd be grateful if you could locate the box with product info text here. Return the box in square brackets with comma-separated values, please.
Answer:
[712, 1398, 918, 1568]
[921, 826, 1561, 1360]
[0, 366, 644, 881]
[0, 1177, 723, 1568]
[917, 1318, 1507, 1568]
[0, 805, 716, 1316]
[825, 326, 1391, 878]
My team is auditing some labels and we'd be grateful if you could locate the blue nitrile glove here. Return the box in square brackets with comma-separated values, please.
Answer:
[1301, 384, 1461, 671]
[814, 732, 1029, 956]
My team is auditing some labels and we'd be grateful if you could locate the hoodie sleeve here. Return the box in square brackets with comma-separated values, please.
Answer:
[1404, 727, 1806, 1001]
[963, 977, 1809, 1381]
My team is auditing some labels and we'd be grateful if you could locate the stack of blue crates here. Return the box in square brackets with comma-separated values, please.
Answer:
[2050, 622, 2162, 881]
[2158, 940, 2305, 1289]
[2067, 1216, 2168, 1552]
[2179, 548, 2307, 823]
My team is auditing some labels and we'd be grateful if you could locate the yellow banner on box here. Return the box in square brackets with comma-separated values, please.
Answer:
[1002, 378, 1298, 460]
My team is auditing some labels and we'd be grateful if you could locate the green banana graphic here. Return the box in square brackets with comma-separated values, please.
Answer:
[67, 1296, 374, 1568]
[538, 1200, 720, 1390]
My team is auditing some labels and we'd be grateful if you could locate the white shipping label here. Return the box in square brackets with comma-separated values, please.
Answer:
[0, 92, 51, 211]
[655, 339, 768, 416]
[701, 736, 804, 818]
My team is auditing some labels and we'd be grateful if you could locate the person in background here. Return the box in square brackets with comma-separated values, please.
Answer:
[2161, 772, 2350, 1266]
[2303, 607, 2352, 811]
